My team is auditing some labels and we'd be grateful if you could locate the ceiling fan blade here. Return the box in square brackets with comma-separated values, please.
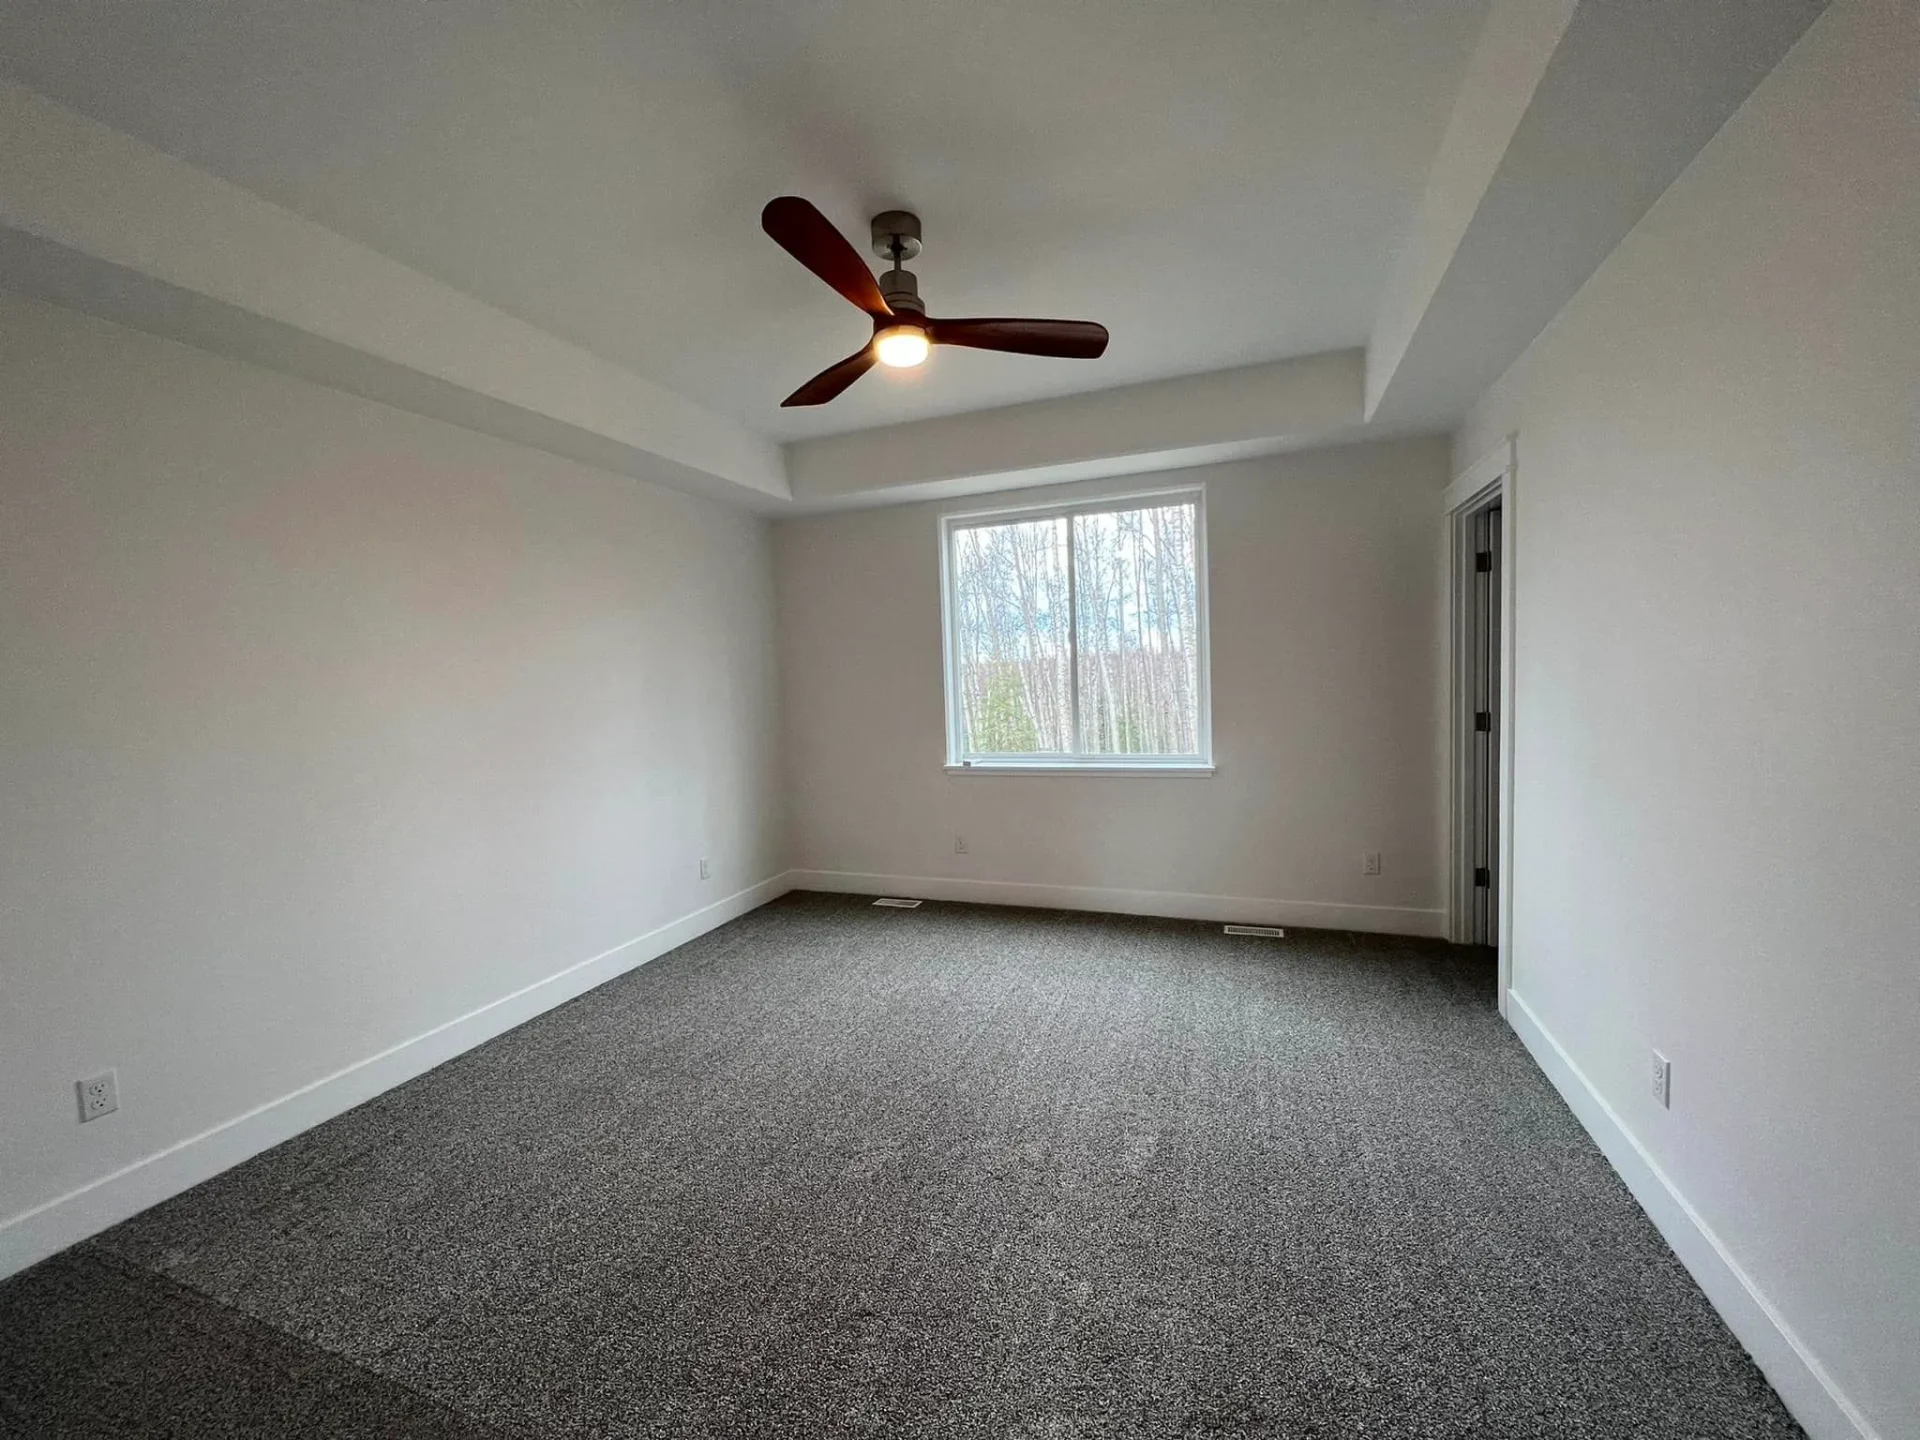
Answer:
[928, 317, 1109, 359]
[782, 345, 878, 407]
[761, 197, 892, 319]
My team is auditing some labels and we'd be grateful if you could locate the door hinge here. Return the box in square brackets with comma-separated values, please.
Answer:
[1474, 867, 1491, 888]
[1475, 551, 1493, 572]
[1474, 710, 1492, 732]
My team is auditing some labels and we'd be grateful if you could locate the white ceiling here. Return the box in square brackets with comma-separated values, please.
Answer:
[0, 0, 1487, 441]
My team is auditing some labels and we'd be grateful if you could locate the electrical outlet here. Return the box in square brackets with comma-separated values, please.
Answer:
[1650, 1051, 1671, 1109]
[698, 857, 711, 880]
[77, 1070, 119, 1123]
[1362, 851, 1382, 876]
[954, 835, 969, 855]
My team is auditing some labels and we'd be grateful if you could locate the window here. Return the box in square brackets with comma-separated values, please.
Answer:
[940, 488, 1211, 772]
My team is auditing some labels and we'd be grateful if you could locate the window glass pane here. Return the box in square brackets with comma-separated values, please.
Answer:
[951, 517, 1073, 754]
[1072, 502, 1201, 756]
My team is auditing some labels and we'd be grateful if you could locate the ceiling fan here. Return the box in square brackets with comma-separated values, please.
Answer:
[760, 196, 1110, 407]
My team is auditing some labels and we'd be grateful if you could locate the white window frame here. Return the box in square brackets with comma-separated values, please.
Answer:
[938, 485, 1214, 776]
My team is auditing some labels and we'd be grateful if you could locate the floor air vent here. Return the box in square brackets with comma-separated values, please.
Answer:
[872, 897, 924, 908]
[1223, 924, 1285, 937]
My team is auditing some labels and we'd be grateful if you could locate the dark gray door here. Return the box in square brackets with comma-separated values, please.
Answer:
[1468, 502, 1502, 947]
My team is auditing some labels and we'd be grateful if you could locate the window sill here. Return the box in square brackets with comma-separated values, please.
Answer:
[944, 762, 1215, 778]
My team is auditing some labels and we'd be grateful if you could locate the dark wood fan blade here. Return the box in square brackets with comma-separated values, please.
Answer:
[928, 317, 1109, 358]
[761, 197, 892, 319]
[782, 345, 878, 406]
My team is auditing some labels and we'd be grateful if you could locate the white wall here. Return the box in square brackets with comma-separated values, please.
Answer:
[776, 437, 1450, 933]
[0, 291, 785, 1263]
[1454, 1, 1919, 1434]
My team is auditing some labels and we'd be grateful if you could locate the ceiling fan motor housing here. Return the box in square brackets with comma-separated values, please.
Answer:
[879, 266, 925, 317]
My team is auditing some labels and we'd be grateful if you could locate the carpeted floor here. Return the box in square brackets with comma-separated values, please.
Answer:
[1, 893, 1801, 1438]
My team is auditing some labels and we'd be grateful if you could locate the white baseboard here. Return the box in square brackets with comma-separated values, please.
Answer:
[787, 869, 1445, 937]
[0, 873, 791, 1281]
[1506, 992, 1880, 1440]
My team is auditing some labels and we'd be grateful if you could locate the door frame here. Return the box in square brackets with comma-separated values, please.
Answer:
[1443, 435, 1518, 1013]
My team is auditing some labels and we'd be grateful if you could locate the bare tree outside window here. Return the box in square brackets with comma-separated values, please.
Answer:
[946, 493, 1208, 766]
[951, 517, 1073, 754]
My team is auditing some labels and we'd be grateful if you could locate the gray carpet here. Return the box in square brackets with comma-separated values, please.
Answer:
[1, 893, 1801, 1438]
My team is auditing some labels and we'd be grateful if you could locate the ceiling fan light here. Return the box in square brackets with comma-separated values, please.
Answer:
[875, 324, 930, 368]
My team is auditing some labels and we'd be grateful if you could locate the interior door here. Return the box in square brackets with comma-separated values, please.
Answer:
[1468, 501, 1502, 947]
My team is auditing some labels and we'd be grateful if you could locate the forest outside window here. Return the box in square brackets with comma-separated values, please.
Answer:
[940, 488, 1212, 773]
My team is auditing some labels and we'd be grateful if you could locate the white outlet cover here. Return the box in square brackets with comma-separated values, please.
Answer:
[77, 1069, 119, 1122]
[1650, 1051, 1671, 1108]
[1362, 851, 1382, 875]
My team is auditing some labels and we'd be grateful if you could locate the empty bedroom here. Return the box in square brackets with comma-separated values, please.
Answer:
[1, 1, 1913, 1437]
